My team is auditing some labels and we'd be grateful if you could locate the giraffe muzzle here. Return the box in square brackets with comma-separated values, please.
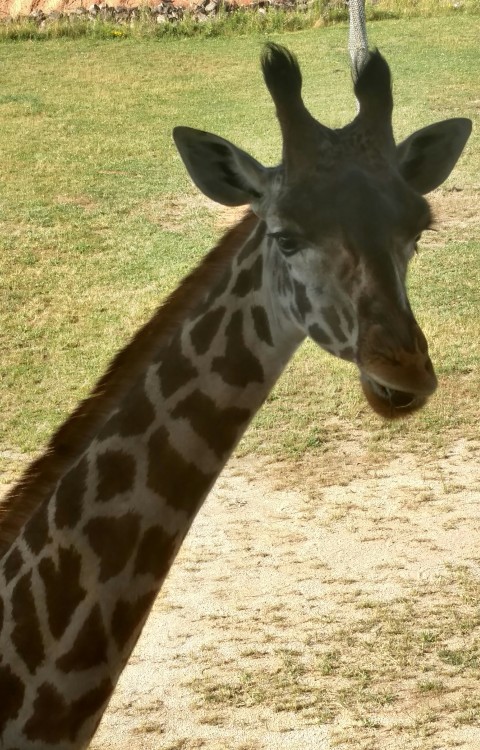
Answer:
[357, 318, 438, 418]
[359, 351, 438, 418]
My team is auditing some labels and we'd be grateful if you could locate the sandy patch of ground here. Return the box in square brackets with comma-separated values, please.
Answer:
[83, 436, 480, 750]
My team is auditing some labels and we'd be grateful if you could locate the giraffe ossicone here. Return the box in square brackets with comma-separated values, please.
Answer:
[0, 44, 471, 748]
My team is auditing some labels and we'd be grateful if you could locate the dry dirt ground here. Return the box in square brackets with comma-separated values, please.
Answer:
[78, 436, 480, 750]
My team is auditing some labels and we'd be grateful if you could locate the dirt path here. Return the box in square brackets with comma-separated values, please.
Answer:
[87, 437, 480, 750]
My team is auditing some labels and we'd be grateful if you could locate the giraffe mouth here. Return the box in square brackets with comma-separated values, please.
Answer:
[360, 374, 428, 419]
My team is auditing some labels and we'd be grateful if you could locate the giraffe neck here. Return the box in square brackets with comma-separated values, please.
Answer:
[349, 0, 368, 74]
[0, 216, 305, 749]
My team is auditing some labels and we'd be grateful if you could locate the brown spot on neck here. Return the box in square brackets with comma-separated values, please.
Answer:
[55, 456, 88, 530]
[84, 513, 141, 582]
[3, 547, 23, 584]
[134, 525, 177, 580]
[147, 426, 215, 513]
[38, 546, 86, 640]
[23, 505, 51, 555]
[56, 604, 108, 672]
[0, 665, 24, 735]
[251, 305, 274, 347]
[190, 306, 226, 356]
[12, 572, 45, 674]
[25, 683, 69, 744]
[157, 335, 198, 398]
[111, 590, 157, 650]
[212, 310, 264, 387]
[25, 678, 112, 744]
[98, 382, 156, 441]
[95, 450, 136, 504]
[231, 255, 264, 297]
[171, 389, 250, 459]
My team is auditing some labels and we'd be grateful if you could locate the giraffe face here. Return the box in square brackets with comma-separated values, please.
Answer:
[262, 160, 437, 417]
[173, 45, 471, 418]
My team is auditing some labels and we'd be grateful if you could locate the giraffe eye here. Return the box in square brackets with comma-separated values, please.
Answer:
[270, 232, 301, 256]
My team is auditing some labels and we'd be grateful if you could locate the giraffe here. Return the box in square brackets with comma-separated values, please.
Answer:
[0, 44, 471, 749]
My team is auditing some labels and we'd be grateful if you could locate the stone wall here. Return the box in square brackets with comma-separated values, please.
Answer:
[1, 0, 314, 20]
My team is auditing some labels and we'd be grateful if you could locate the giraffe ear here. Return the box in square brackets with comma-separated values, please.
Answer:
[397, 118, 472, 194]
[173, 127, 267, 207]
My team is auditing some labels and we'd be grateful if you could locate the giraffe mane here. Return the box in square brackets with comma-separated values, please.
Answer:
[0, 210, 258, 560]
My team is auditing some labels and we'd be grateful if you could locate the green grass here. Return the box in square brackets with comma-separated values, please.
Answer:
[0, 9, 315, 42]
[0, 16, 479, 480]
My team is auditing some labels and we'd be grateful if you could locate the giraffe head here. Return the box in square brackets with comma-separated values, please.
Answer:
[173, 45, 471, 418]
